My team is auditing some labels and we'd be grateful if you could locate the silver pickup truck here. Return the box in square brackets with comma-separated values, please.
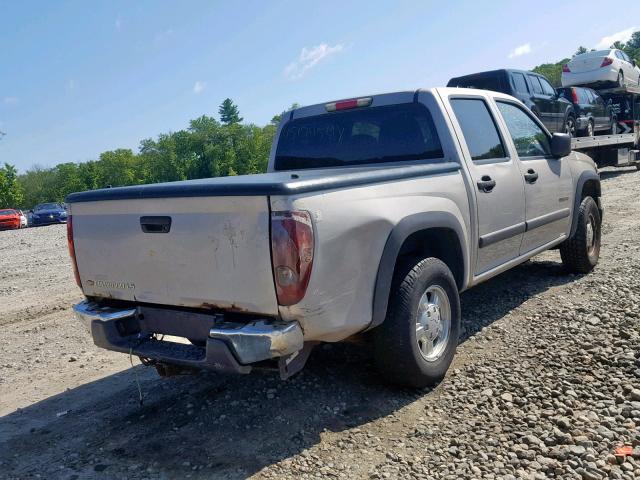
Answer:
[67, 88, 602, 387]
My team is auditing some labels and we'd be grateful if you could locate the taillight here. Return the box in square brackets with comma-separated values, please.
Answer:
[562, 64, 571, 73]
[270, 210, 314, 306]
[66, 216, 82, 288]
[601, 57, 613, 67]
[571, 88, 579, 103]
[325, 97, 372, 112]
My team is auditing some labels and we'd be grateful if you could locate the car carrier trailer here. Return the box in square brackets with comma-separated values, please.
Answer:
[570, 85, 640, 169]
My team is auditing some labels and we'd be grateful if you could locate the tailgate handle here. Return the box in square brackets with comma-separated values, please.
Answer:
[140, 216, 172, 233]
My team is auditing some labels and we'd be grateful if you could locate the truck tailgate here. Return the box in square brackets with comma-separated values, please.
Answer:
[70, 196, 278, 315]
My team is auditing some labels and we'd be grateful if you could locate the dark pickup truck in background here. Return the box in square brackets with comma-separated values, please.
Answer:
[447, 69, 576, 135]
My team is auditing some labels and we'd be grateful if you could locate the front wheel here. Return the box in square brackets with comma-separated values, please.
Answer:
[617, 71, 625, 88]
[560, 196, 601, 273]
[373, 257, 461, 388]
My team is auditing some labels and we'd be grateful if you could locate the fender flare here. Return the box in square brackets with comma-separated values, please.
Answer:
[367, 211, 468, 331]
[570, 170, 601, 238]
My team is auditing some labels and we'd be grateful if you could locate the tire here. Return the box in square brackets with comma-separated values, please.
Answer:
[560, 196, 601, 274]
[564, 115, 576, 137]
[585, 120, 594, 138]
[617, 71, 624, 88]
[373, 257, 461, 388]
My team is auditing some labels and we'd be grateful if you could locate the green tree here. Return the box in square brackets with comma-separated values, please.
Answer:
[271, 103, 302, 125]
[532, 58, 569, 87]
[218, 98, 243, 125]
[574, 46, 588, 56]
[0, 163, 24, 207]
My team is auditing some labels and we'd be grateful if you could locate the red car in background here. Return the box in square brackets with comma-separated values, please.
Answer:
[0, 209, 21, 230]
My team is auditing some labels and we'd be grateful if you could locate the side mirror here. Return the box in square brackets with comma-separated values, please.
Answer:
[551, 133, 571, 158]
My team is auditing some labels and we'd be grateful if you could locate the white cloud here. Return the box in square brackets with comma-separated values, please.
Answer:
[193, 81, 206, 94]
[2, 97, 19, 105]
[284, 43, 344, 80]
[595, 27, 636, 49]
[508, 43, 532, 59]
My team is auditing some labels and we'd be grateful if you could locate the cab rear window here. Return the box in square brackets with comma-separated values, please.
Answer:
[274, 103, 443, 170]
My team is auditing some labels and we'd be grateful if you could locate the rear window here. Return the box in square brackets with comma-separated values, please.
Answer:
[447, 74, 506, 94]
[0, 209, 16, 215]
[574, 50, 610, 59]
[274, 103, 444, 170]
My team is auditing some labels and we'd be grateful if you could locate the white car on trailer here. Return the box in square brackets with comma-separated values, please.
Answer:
[562, 49, 640, 88]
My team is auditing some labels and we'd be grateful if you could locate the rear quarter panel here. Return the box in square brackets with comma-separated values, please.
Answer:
[271, 171, 471, 342]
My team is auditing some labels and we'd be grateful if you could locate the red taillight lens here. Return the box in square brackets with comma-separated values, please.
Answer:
[562, 64, 571, 73]
[67, 216, 82, 288]
[601, 57, 613, 67]
[571, 88, 579, 103]
[270, 210, 314, 306]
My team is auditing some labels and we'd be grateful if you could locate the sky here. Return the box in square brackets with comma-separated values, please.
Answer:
[1, 0, 639, 172]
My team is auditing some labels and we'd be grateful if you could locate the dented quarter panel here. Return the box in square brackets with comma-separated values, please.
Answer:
[271, 170, 470, 342]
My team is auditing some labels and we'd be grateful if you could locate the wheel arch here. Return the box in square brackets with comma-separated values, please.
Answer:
[367, 212, 468, 331]
[570, 171, 602, 237]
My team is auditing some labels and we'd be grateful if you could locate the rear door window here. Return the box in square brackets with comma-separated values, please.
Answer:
[275, 103, 444, 170]
[511, 73, 529, 93]
[496, 101, 551, 158]
[450, 98, 506, 161]
[528, 75, 543, 94]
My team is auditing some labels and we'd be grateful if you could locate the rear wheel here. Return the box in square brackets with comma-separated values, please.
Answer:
[564, 115, 576, 137]
[560, 196, 601, 273]
[373, 257, 460, 388]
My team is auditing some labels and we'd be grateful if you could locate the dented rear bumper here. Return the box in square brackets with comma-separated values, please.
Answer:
[73, 300, 303, 374]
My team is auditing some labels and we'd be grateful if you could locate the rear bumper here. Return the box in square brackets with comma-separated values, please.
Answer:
[73, 300, 303, 373]
[561, 68, 617, 87]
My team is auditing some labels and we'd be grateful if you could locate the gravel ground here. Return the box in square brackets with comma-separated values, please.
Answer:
[0, 168, 639, 480]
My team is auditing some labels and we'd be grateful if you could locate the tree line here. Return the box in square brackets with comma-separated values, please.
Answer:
[2, 31, 640, 209]
[6, 99, 293, 210]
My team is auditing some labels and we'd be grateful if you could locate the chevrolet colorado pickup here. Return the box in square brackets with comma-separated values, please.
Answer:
[67, 88, 602, 387]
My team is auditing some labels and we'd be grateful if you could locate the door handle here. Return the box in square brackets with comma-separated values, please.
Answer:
[477, 175, 496, 193]
[140, 216, 172, 233]
[524, 169, 539, 184]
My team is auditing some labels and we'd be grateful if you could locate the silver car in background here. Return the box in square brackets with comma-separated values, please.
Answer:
[561, 49, 640, 88]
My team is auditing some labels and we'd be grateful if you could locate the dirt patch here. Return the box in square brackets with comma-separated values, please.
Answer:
[1, 168, 639, 479]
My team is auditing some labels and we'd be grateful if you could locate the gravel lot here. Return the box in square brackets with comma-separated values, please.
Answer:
[1, 168, 639, 480]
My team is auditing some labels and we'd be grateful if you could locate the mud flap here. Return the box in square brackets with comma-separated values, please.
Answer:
[278, 342, 317, 380]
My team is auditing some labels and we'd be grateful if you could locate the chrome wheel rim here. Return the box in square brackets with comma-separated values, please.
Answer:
[586, 213, 596, 254]
[415, 285, 451, 362]
[566, 117, 575, 137]
[587, 122, 594, 137]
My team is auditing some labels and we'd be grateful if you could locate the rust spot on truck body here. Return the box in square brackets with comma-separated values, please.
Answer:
[199, 302, 249, 313]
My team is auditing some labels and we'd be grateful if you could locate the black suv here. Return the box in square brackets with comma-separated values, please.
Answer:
[556, 87, 616, 137]
[447, 69, 575, 135]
